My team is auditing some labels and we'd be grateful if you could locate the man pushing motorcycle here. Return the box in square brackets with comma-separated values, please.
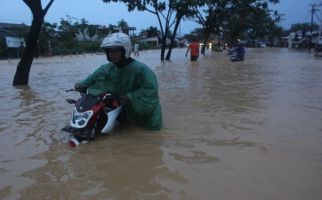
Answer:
[74, 32, 162, 131]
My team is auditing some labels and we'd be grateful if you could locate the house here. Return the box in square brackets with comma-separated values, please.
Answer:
[0, 22, 29, 38]
[75, 25, 137, 42]
[288, 30, 321, 49]
[139, 36, 177, 48]
[140, 36, 160, 47]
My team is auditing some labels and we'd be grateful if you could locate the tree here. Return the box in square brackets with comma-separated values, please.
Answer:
[191, 0, 229, 54]
[103, 0, 191, 60]
[38, 22, 57, 55]
[117, 19, 129, 31]
[247, 9, 284, 46]
[76, 18, 90, 41]
[57, 16, 78, 51]
[289, 23, 319, 33]
[140, 26, 160, 37]
[190, 0, 280, 50]
[165, 0, 196, 60]
[118, 0, 173, 60]
[222, 0, 280, 45]
[12, 0, 55, 86]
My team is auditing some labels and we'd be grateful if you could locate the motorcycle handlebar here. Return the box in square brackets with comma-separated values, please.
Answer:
[66, 86, 87, 94]
[65, 89, 125, 102]
[65, 89, 76, 92]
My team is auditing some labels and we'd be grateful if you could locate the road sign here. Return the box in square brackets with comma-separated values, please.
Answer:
[5, 37, 25, 48]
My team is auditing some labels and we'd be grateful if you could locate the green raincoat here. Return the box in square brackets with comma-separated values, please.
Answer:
[80, 59, 162, 130]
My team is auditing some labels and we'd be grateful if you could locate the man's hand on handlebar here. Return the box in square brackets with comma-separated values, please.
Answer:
[74, 82, 87, 93]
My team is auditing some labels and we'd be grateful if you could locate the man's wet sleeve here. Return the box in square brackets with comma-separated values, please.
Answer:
[126, 68, 159, 115]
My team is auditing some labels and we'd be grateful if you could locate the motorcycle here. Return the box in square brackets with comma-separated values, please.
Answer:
[228, 51, 244, 62]
[62, 88, 123, 147]
[228, 45, 245, 62]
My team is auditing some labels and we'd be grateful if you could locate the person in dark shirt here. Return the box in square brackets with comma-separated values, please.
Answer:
[228, 43, 245, 62]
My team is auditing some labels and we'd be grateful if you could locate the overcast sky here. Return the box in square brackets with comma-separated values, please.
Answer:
[270, 0, 322, 28]
[1, 0, 322, 35]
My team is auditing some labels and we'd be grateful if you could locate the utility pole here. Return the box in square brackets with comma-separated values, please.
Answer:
[309, 3, 322, 50]
[318, 3, 322, 52]
[277, 13, 285, 27]
[275, 13, 285, 47]
[319, 4, 322, 40]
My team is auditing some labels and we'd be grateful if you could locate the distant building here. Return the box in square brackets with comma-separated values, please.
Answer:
[0, 22, 29, 58]
[139, 36, 177, 48]
[75, 27, 99, 42]
[124, 27, 136, 37]
[288, 30, 321, 49]
[0, 22, 29, 38]
[140, 36, 160, 47]
[75, 25, 137, 42]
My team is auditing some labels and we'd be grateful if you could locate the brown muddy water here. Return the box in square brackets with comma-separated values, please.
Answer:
[0, 48, 322, 200]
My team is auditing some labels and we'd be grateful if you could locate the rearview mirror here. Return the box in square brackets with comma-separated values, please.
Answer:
[65, 99, 76, 104]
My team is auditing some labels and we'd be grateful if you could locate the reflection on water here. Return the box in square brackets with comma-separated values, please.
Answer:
[0, 48, 322, 199]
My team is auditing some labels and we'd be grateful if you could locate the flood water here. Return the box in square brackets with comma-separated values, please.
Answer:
[0, 48, 322, 200]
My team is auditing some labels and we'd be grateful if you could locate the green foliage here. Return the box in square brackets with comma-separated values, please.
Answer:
[26, 16, 111, 56]
[117, 19, 129, 31]
[0, 15, 135, 59]
[140, 26, 160, 37]
[190, 0, 282, 47]
[77, 41, 101, 53]
[102, 0, 197, 60]
[2, 0, 288, 59]
[57, 16, 78, 49]
[289, 23, 319, 33]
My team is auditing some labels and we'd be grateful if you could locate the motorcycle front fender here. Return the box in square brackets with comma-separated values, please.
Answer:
[101, 106, 123, 134]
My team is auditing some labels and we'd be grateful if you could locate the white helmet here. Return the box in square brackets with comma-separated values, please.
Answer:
[101, 32, 132, 59]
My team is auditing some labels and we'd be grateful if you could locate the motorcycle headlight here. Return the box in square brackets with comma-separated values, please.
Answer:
[71, 108, 93, 128]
